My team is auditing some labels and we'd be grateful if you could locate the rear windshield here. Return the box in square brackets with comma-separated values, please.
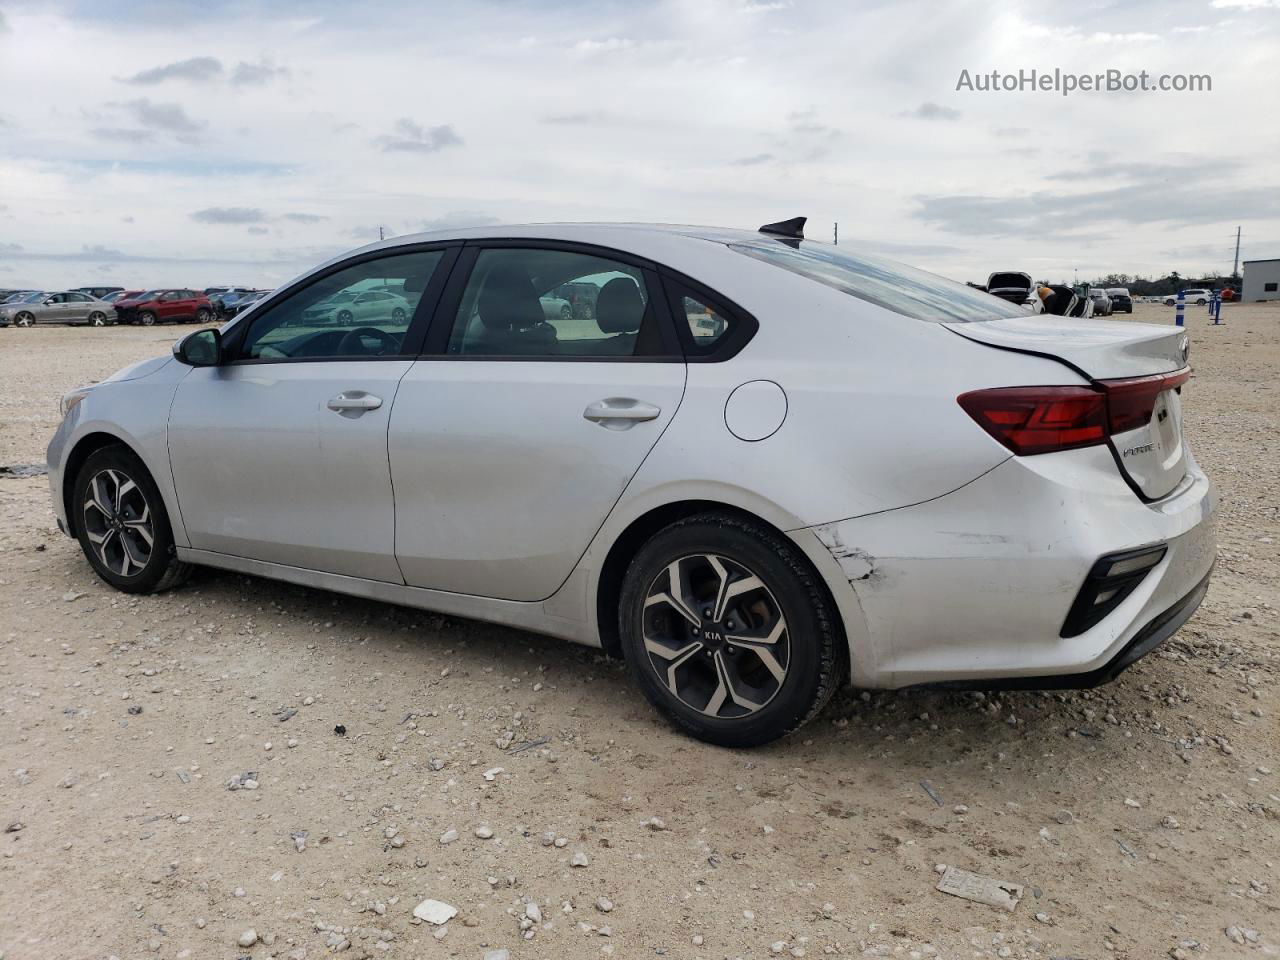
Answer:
[727, 239, 1026, 323]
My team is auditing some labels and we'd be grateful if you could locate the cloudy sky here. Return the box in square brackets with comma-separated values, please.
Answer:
[1, 0, 1278, 290]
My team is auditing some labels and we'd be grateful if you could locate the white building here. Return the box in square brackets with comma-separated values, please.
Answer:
[1241, 258, 1280, 302]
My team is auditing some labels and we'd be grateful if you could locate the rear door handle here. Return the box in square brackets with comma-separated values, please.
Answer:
[327, 391, 383, 412]
[583, 398, 661, 429]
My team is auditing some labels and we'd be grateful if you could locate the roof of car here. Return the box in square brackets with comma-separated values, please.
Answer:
[341, 222, 773, 263]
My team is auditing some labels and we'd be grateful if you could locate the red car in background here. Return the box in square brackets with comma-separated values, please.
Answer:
[112, 289, 214, 326]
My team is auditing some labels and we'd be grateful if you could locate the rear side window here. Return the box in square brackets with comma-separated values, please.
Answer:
[672, 290, 730, 350]
[727, 238, 1026, 323]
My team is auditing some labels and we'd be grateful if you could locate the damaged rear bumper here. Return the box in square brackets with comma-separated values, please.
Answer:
[787, 444, 1216, 689]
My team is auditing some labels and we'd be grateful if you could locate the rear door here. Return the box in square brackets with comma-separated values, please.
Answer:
[389, 243, 686, 601]
[65, 292, 93, 322]
[168, 246, 455, 580]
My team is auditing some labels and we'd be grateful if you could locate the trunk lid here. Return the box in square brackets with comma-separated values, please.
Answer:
[946, 316, 1192, 500]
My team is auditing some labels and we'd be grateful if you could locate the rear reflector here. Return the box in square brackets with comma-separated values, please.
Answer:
[958, 367, 1190, 456]
[1060, 544, 1167, 637]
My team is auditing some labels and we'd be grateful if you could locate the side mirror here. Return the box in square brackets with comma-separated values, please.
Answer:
[174, 328, 222, 367]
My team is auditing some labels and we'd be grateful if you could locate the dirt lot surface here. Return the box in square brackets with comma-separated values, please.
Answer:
[1, 303, 1277, 960]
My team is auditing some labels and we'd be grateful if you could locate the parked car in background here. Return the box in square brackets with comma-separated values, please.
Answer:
[211, 287, 261, 318]
[1107, 288, 1133, 313]
[553, 280, 601, 320]
[985, 272, 1035, 306]
[104, 290, 143, 303]
[46, 218, 1216, 747]
[1087, 287, 1113, 316]
[299, 289, 411, 325]
[1164, 289, 1212, 306]
[0, 290, 116, 327]
[1, 289, 39, 305]
[539, 294, 574, 322]
[113, 289, 213, 326]
[72, 286, 125, 300]
[227, 290, 272, 317]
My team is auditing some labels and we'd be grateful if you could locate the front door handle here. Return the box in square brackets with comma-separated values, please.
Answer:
[583, 397, 661, 430]
[327, 391, 383, 413]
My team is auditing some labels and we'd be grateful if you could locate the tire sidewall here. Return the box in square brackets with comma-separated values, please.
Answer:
[619, 518, 835, 747]
[73, 446, 179, 593]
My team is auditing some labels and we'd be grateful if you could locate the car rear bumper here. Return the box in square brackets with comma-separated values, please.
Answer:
[793, 444, 1216, 688]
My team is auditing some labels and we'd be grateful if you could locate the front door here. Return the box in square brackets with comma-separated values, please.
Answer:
[390, 244, 686, 602]
[167, 246, 451, 581]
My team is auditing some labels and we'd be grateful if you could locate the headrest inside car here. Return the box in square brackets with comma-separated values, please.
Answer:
[595, 277, 645, 334]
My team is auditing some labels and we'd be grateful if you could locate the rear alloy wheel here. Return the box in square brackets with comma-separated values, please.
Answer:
[139, 311, 157, 326]
[73, 445, 191, 594]
[195, 308, 212, 324]
[15, 312, 34, 327]
[88, 312, 107, 327]
[336, 309, 354, 325]
[560, 305, 573, 322]
[391, 307, 406, 322]
[620, 513, 843, 747]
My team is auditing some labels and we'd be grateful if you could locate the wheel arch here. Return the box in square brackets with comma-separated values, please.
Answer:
[61, 431, 162, 537]
[592, 498, 848, 675]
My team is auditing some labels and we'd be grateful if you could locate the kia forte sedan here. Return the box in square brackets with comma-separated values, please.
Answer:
[47, 219, 1216, 746]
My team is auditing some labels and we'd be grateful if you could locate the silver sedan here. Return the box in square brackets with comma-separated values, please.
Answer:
[45, 220, 1216, 747]
[1, 291, 117, 327]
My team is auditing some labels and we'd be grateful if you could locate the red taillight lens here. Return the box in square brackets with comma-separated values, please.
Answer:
[959, 367, 1191, 456]
[1100, 368, 1190, 434]
[957, 386, 1107, 455]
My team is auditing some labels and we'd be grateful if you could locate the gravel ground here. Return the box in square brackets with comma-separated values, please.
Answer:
[1, 303, 1277, 960]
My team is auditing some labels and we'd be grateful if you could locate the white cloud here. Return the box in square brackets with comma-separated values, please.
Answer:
[0, 0, 1275, 288]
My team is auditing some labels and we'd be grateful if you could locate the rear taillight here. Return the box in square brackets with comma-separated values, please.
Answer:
[957, 386, 1106, 455]
[1100, 368, 1190, 434]
[958, 367, 1191, 456]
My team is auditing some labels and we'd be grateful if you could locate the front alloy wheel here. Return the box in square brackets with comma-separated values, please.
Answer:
[72, 445, 191, 594]
[15, 312, 34, 327]
[620, 512, 844, 747]
[82, 468, 154, 577]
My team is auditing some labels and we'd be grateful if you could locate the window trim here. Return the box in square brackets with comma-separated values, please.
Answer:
[657, 268, 759, 363]
[220, 242, 461, 365]
[418, 239, 685, 363]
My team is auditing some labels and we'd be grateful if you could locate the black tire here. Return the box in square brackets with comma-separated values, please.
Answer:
[560, 305, 572, 322]
[72, 444, 192, 594]
[195, 308, 212, 324]
[619, 512, 844, 747]
[391, 307, 406, 322]
[88, 312, 107, 327]
[336, 309, 354, 325]
[15, 312, 34, 327]
[139, 311, 157, 326]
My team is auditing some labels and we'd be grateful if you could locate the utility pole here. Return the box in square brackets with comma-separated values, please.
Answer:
[379, 226, 385, 241]
[833, 222, 838, 246]
[1232, 225, 1241, 279]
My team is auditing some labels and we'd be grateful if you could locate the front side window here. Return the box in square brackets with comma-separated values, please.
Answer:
[728, 238, 1027, 323]
[446, 248, 661, 358]
[237, 249, 445, 361]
